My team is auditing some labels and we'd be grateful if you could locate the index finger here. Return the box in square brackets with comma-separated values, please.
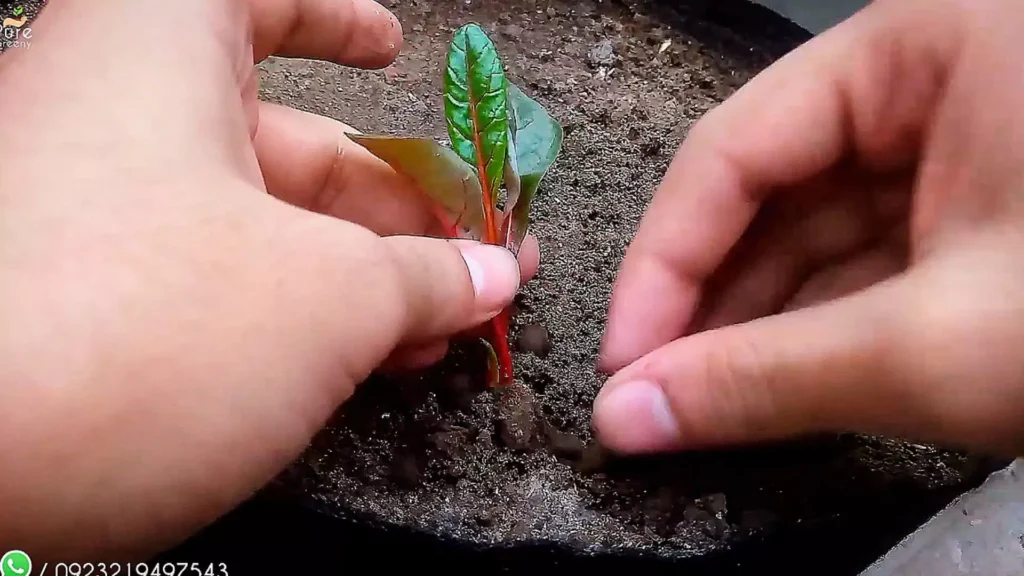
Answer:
[598, 0, 960, 372]
[247, 0, 402, 67]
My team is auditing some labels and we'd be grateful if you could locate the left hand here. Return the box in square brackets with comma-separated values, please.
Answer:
[0, 0, 538, 561]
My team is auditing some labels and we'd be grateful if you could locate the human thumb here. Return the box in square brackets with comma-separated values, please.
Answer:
[379, 235, 522, 345]
[592, 278, 917, 454]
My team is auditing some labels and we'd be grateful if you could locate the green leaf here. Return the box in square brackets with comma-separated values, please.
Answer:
[347, 134, 487, 240]
[503, 124, 521, 216]
[501, 83, 563, 252]
[480, 338, 500, 388]
[444, 23, 509, 243]
[12, 6, 24, 16]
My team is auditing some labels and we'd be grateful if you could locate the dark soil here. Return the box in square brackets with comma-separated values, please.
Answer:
[256, 0, 1004, 568]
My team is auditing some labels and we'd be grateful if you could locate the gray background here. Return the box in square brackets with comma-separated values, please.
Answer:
[753, 0, 868, 32]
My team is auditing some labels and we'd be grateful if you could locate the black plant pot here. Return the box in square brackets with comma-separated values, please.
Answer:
[156, 466, 1005, 575]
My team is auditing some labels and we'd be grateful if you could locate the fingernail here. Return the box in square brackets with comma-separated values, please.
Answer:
[592, 380, 681, 454]
[457, 243, 521, 315]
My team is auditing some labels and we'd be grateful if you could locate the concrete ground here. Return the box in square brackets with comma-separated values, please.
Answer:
[749, 2, 1024, 575]
[862, 459, 1024, 575]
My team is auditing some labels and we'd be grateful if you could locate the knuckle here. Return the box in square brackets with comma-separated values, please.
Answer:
[297, 215, 410, 332]
[373, 238, 416, 330]
[312, 142, 351, 214]
[697, 334, 780, 439]
[377, 236, 469, 338]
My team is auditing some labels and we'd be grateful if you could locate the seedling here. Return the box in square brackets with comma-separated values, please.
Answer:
[350, 23, 563, 387]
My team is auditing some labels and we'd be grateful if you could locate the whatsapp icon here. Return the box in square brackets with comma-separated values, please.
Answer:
[0, 551, 31, 576]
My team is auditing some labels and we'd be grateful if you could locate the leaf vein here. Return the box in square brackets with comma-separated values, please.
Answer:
[445, 66, 469, 91]
[447, 119, 475, 143]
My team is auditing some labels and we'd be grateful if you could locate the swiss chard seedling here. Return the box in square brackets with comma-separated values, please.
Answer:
[349, 23, 563, 388]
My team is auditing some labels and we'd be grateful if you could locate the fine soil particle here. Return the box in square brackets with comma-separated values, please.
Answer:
[262, 0, 1003, 564]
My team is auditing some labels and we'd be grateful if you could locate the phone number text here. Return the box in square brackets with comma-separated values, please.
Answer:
[40, 563, 228, 576]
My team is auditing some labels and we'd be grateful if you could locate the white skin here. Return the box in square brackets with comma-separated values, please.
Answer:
[594, 0, 1024, 459]
[0, 0, 540, 562]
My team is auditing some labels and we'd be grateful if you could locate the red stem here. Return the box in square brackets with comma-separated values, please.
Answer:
[462, 73, 514, 387]
[490, 310, 514, 387]
[432, 198, 515, 387]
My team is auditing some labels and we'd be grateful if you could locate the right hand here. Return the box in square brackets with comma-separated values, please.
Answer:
[594, 0, 1024, 457]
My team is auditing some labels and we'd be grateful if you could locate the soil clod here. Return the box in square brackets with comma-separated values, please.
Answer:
[545, 424, 585, 461]
[683, 503, 731, 539]
[588, 39, 617, 68]
[496, 383, 541, 451]
[429, 429, 467, 458]
[516, 323, 551, 358]
[576, 442, 612, 475]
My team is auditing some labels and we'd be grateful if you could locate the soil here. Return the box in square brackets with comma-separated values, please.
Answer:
[257, 0, 1008, 565]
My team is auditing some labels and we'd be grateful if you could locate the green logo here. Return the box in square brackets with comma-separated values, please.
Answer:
[11, 6, 23, 17]
[0, 551, 31, 576]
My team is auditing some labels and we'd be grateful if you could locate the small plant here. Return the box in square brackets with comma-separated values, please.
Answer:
[350, 23, 563, 388]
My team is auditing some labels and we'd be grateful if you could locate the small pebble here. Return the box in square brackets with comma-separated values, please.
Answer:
[475, 508, 496, 527]
[588, 39, 617, 68]
[517, 324, 551, 358]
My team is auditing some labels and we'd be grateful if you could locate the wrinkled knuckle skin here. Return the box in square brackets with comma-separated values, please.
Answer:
[373, 239, 415, 333]
[697, 336, 779, 442]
